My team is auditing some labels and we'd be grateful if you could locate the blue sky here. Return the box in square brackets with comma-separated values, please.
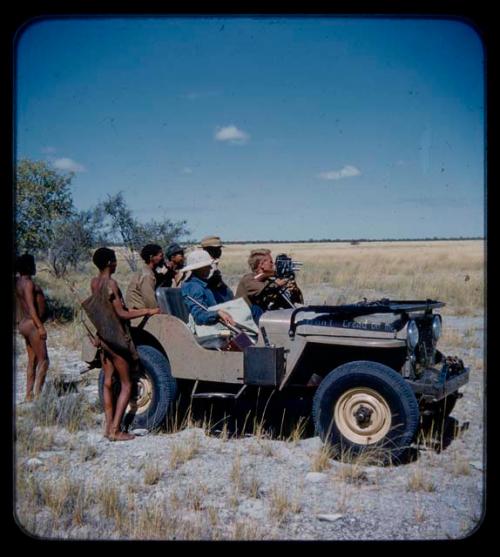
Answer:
[15, 16, 485, 242]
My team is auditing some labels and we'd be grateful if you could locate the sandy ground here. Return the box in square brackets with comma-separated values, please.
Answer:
[13, 311, 486, 541]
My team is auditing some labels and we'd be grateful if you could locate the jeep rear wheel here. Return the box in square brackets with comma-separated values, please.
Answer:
[312, 361, 420, 464]
[98, 345, 177, 432]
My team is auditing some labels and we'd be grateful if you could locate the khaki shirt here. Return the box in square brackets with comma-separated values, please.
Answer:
[125, 264, 158, 310]
[235, 273, 268, 306]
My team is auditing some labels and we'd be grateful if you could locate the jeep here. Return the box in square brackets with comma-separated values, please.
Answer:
[82, 289, 469, 462]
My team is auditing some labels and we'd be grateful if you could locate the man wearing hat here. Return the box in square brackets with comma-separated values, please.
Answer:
[199, 235, 234, 304]
[155, 242, 185, 288]
[180, 249, 235, 328]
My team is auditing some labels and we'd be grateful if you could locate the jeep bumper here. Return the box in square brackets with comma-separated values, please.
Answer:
[407, 357, 470, 403]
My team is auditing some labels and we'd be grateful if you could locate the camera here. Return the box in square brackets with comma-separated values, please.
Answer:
[274, 253, 302, 280]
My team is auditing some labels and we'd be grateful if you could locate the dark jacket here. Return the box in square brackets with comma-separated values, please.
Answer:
[181, 276, 220, 326]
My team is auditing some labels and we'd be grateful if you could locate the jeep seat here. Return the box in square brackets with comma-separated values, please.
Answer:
[155, 287, 190, 323]
[155, 287, 227, 350]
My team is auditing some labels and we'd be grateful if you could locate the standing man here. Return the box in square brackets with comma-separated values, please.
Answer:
[88, 247, 159, 441]
[200, 235, 234, 303]
[15, 254, 49, 402]
[155, 242, 185, 288]
[125, 244, 164, 311]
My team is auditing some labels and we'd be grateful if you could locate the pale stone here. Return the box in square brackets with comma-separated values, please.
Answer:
[317, 513, 344, 522]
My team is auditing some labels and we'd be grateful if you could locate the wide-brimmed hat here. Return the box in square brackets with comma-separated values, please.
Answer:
[181, 249, 215, 272]
[200, 235, 224, 248]
[166, 242, 184, 259]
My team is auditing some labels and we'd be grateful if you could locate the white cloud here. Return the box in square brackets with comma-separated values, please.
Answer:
[181, 167, 193, 174]
[52, 158, 86, 173]
[317, 165, 361, 181]
[214, 125, 250, 144]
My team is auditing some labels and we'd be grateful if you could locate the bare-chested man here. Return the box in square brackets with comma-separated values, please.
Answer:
[90, 247, 160, 441]
[15, 254, 49, 402]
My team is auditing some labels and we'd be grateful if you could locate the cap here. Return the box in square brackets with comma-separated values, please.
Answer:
[166, 243, 184, 259]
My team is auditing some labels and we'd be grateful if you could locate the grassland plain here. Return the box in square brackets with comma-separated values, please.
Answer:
[13, 240, 486, 541]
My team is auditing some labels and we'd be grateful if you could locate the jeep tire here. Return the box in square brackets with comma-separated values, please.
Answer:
[98, 344, 177, 432]
[312, 361, 420, 464]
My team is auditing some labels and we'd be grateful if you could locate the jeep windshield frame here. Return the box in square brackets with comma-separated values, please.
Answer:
[288, 299, 445, 339]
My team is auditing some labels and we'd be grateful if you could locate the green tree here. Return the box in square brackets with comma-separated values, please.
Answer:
[95, 192, 189, 271]
[16, 159, 74, 254]
[47, 210, 96, 277]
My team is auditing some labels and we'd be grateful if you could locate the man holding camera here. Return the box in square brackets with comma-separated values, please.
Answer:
[236, 249, 303, 323]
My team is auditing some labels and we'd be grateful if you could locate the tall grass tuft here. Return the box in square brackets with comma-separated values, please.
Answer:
[30, 382, 95, 432]
[168, 433, 200, 469]
[268, 483, 301, 524]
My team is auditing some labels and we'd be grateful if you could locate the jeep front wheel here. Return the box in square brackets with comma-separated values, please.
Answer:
[312, 361, 420, 464]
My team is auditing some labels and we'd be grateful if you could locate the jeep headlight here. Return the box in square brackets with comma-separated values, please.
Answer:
[407, 320, 419, 350]
[432, 315, 442, 341]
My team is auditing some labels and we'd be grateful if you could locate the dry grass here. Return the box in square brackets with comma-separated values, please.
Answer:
[441, 327, 480, 351]
[336, 444, 393, 468]
[168, 433, 200, 469]
[131, 502, 172, 540]
[185, 482, 209, 512]
[144, 461, 162, 485]
[35, 240, 484, 330]
[310, 444, 334, 472]
[220, 240, 484, 314]
[231, 520, 264, 540]
[414, 501, 426, 524]
[243, 474, 262, 499]
[450, 452, 472, 477]
[229, 452, 242, 489]
[258, 441, 276, 458]
[268, 484, 301, 524]
[16, 421, 55, 457]
[335, 463, 370, 485]
[286, 416, 309, 444]
[407, 468, 437, 493]
[28, 382, 96, 433]
[79, 442, 98, 463]
[99, 482, 124, 521]
[230, 453, 262, 498]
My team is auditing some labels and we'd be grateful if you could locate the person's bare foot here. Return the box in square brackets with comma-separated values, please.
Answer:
[108, 431, 135, 441]
[25, 394, 34, 403]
